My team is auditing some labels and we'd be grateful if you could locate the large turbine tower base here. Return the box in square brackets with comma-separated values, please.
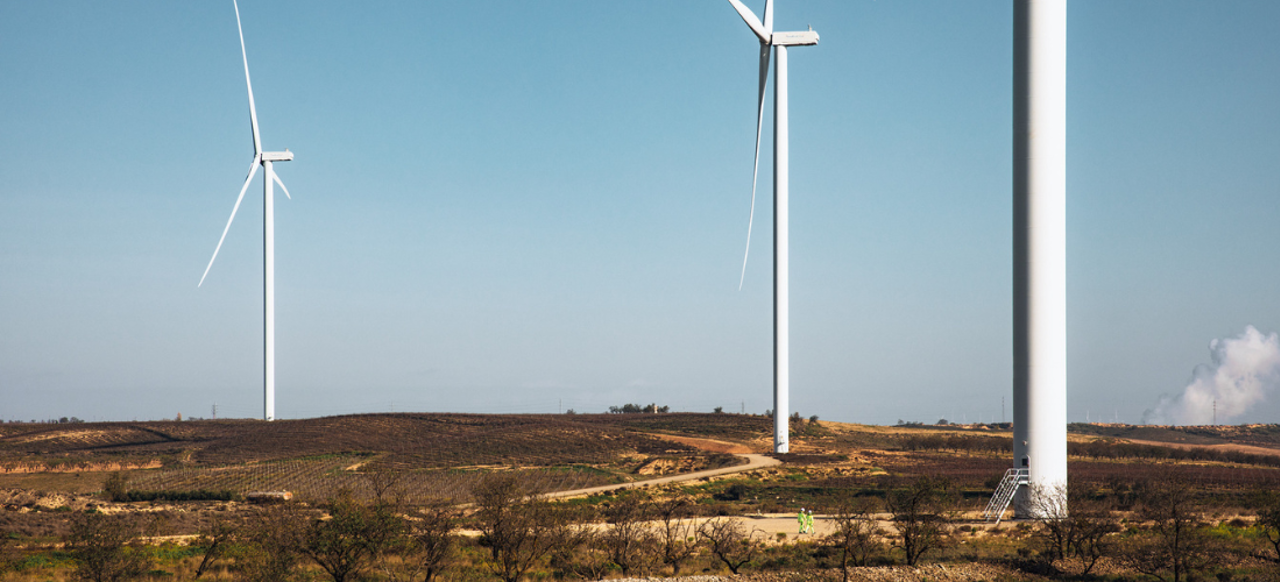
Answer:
[1012, 0, 1068, 517]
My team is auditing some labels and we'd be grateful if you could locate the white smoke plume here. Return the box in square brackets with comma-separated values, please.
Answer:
[1144, 326, 1280, 425]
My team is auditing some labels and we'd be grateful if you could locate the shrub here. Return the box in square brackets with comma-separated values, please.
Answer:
[654, 495, 698, 575]
[240, 504, 308, 582]
[302, 491, 405, 582]
[600, 494, 656, 576]
[473, 473, 570, 582]
[124, 490, 239, 502]
[1118, 477, 1220, 582]
[192, 515, 235, 579]
[65, 512, 152, 582]
[698, 517, 762, 574]
[826, 496, 883, 581]
[102, 473, 129, 503]
[1027, 483, 1118, 575]
[1256, 490, 1280, 563]
[887, 476, 957, 566]
[392, 501, 456, 582]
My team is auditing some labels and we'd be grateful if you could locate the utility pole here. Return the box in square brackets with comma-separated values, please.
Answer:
[212, 404, 217, 420]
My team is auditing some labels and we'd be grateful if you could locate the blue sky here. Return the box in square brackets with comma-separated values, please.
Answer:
[2, 1, 1279, 424]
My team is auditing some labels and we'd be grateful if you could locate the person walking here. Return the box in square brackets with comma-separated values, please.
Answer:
[798, 508, 806, 534]
[806, 509, 815, 534]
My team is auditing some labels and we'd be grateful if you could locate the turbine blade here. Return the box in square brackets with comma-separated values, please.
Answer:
[233, 0, 262, 156]
[762, 0, 773, 35]
[199, 158, 260, 287]
[272, 172, 291, 200]
[740, 45, 771, 291]
[726, 0, 769, 43]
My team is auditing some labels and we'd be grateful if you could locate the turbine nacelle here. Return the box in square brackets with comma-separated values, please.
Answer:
[771, 30, 818, 47]
[261, 150, 294, 162]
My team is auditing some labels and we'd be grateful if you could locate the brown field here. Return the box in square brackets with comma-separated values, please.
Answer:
[6, 414, 1280, 581]
[0, 414, 710, 469]
[3, 414, 1280, 510]
[0, 414, 755, 503]
[5, 414, 1280, 499]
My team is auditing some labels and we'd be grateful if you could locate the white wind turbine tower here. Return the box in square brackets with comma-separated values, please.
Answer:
[198, 0, 295, 422]
[725, 0, 818, 454]
[1012, 0, 1068, 517]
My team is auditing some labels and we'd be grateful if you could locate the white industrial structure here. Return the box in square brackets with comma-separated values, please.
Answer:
[725, 0, 818, 454]
[198, 0, 295, 422]
[1012, 0, 1068, 517]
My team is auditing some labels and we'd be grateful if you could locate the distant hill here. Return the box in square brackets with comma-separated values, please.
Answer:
[6, 413, 1280, 474]
[0, 413, 753, 470]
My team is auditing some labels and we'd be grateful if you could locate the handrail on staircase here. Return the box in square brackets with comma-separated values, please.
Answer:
[982, 468, 1029, 524]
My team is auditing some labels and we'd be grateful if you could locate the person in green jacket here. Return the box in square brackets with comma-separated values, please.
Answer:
[798, 508, 807, 533]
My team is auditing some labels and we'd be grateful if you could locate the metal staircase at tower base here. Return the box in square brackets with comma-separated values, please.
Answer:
[983, 468, 1029, 525]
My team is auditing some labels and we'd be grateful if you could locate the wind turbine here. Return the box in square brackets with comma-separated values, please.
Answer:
[725, 0, 817, 453]
[198, 0, 294, 422]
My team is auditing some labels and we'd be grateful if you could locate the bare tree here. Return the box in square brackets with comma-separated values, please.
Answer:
[193, 514, 237, 579]
[1118, 478, 1217, 582]
[654, 495, 699, 575]
[474, 473, 524, 562]
[600, 494, 656, 576]
[362, 465, 406, 504]
[1028, 483, 1072, 563]
[380, 500, 455, 582]
[1256, 490, 1280, 564]
[473, 472, 568, 582]
[826, 496, 882, 580]
[1027, 483, 1116, 575]
[1069, 501, 1117, 576]
[886, 476, 956, 566]
[302, 491, 405, 582]
[65, 512, 152, 582]
[698, 517, 763, 575]
[241, 503, 309, 582]
[548, 523, 611, 581]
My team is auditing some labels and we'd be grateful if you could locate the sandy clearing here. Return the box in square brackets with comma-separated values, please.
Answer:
[547, 453, 780, 500]
[1114, 438, 1280, 458]
[3, 429, 115, 444]
[649, 434, 754, 454]
[459, 511, 1008, 542]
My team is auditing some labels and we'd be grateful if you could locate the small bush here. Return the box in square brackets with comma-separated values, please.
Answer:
[102, 472, 129, 503]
